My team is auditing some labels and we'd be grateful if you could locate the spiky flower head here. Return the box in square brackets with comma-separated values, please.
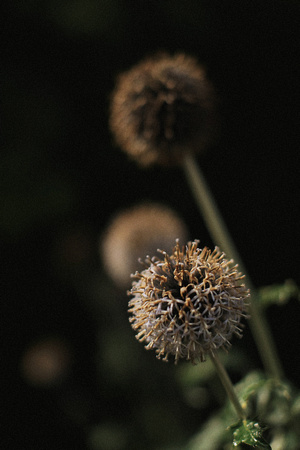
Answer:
[128, 240, 249, 364]
[110, 52, 218, 166]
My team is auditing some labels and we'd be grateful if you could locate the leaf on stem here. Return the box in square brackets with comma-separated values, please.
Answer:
[231, 420, 271, 448]
[258, 279, 299, 308]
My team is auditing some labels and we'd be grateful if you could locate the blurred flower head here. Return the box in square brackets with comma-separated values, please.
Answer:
[110, 52, 218, 166]
[21, 337, 71, 387]
[101, 203, 188, 288]
[128, 240, 249, 363]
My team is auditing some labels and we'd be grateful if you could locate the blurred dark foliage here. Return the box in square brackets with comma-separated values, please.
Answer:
[0, 1, 299, 449]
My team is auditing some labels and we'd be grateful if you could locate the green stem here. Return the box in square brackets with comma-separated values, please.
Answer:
[183, 152, 284, 380]
[210, 350, 246, 420]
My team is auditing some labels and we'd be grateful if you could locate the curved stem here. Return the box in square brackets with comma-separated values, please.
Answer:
[183, 152, 284, 380]
[210, 350, 246, 420]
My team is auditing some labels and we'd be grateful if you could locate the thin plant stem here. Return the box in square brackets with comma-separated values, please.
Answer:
[210, 350, 246, 420]
[183, 152, 284, 380]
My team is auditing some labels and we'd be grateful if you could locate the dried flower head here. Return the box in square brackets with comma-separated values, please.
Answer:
[128, 240, 249, 363]
[110, 52, 218, 166]
[101, 203, 188, 288]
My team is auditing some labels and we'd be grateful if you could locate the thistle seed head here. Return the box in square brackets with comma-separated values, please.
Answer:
[101, 203, 188, 288]
[128, 240, 249, 363]
[110, 52, 218, 166]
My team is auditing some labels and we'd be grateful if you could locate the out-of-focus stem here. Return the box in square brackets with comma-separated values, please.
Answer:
[183, 152, 284, 380]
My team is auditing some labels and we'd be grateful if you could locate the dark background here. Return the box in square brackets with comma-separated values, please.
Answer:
[1, 1, 299, 449]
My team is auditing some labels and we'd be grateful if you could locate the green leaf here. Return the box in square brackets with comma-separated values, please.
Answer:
[235, 371, 295, 428]
[258, 280, 299, 308]
[231, 420, 271, 449]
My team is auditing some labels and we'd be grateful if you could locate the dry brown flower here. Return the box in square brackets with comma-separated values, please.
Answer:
[128, 240, 249, 363]
[110, 52, 218, 166]
[101, 203, 188, 288]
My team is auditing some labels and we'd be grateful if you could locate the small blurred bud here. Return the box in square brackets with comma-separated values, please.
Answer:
[21, 337, 71, 387]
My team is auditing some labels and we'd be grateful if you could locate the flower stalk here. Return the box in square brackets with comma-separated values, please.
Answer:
[210, 350, 246, 421]
[183, 152, 284, 380]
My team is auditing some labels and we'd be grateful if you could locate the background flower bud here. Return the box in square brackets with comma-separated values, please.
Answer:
[100, 203, 188, 288]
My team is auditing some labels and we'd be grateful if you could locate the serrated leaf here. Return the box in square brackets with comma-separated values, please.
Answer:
[231, 420, 271, 448]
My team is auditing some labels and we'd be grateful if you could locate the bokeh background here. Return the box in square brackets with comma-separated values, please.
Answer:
[1, 1, 299, 449]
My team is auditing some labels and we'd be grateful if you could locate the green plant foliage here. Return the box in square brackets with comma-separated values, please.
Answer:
[236, 372, 298, 429]
[258, 280, 299, 308]
[187, 371, 300, 449]
[231, 420, 271, 448]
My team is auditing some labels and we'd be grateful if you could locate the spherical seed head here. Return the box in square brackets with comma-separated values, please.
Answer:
[101, 203, 188, 288]
[110, 52, 218, 166]
[128, 240, 249, 364]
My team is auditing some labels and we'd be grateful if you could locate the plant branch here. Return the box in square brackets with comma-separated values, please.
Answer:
[210, 350, 246, 420]
[183, 152, 284, 380]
